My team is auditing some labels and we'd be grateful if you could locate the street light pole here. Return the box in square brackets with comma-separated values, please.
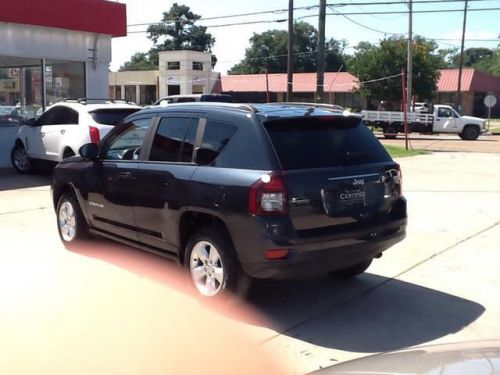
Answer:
[406, 0, 413, 114]
[457, 0, 468, 113]
[316, 0, 326, 103]
[287, 0, 294, 101]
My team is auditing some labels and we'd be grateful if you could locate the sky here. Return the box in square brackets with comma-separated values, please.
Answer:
[110, 0, 500, 74]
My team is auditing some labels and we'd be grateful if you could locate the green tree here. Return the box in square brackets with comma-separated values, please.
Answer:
[120, 3, 215, 71]
[451, 47, 494, 67]
[348, 36, 444, 108]
[119, 52, 157, 71]
[474, 46, 500, 75]
[228, 21, 346, 74]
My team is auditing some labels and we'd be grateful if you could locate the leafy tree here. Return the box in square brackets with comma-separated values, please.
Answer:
[120, 3, 215, 71]
[228, 21, 346, 74]
[451, 47, 494, 67]
[348, 36, 444, 108]
[474, 46, 500, 75]
[119, 52, 157, 71]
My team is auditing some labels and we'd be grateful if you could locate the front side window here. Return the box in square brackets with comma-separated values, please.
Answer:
[149, 117, 198, 163]
[102, 118, 151, 160]
[438, 108, 453, 118]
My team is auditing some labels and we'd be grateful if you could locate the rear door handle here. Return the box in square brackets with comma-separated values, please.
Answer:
[117, 171, 136, 180]
[60, 130, 65, 135]
[41, 132, 45, 137]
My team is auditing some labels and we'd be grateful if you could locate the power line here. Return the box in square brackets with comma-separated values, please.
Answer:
[127, 7, 500, 33]
[126, 0, 494, 28]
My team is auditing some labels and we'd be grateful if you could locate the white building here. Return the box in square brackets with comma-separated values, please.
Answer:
[109, 50, 221, 105]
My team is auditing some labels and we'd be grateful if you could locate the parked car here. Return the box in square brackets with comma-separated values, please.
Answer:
[11, 99, 141, 173]
[152, 94, 233, 106]
[51, 102, 407, 297]
[0, 105, 25, 127]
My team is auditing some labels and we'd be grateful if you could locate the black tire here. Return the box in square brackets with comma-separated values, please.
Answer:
[383, 125, 397, 139]
[329, 259, 373, 279]
[56, 192, 88, 244]
[184, 227, 251, 298]
[459, 125, 480, 140]
[11, 144, 35, 174]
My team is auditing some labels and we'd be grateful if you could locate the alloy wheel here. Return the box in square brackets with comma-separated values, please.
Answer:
[58, 201, 77, 242]
[190, 241, 225, 297]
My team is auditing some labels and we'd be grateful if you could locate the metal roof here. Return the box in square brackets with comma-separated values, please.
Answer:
[221, 72, 358, 93]
[437, 69, 500, 93]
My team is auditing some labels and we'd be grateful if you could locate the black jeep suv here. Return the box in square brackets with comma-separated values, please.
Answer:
[52, 103, 406, 297]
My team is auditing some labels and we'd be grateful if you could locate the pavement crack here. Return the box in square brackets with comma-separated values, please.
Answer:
[259, 220, 500, 345]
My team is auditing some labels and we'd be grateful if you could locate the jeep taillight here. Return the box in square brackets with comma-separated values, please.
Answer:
[249, 173, 287, 216]
[395, 164, 403, 197]
[89, 126, 100, 144]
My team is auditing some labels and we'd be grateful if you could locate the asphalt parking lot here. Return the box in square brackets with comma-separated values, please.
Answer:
[1, 148, 500, 374]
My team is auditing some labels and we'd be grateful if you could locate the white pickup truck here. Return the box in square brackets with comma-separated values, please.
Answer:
[361, 104, 486, 140]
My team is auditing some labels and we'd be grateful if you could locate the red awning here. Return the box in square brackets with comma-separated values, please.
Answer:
[0, 0, 127, 37]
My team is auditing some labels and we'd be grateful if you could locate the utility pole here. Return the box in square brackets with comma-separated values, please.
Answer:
[406, 0, 413, 114]
[287, 0, 294, 101]
[457, 0, 468, 113]
[316, 0, 326, 103]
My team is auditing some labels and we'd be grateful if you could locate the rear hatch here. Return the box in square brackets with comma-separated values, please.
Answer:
[263, 115, 403, 237]
[89, 108, 141, 137]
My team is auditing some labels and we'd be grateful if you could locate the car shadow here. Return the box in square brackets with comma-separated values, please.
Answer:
[0, 168, 52, 191]
[65, 237, 485, 354]
[247, 275, 485, 353]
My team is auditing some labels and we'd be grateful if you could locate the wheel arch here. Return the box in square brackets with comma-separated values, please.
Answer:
[178, 210, 234, 265]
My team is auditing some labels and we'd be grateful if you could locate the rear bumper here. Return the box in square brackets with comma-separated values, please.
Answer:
[239, 220, 406, 279]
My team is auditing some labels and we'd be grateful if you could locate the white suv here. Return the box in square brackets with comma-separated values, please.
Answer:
[11, 99, 141, 173]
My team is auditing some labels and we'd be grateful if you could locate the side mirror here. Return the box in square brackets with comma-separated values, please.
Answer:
[79, 143, 99, 160]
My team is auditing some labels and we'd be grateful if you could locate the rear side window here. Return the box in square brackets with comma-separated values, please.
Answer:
[197, 120, 237, 165]
[264, 117, 391, 170]
[149, 117, 197, 163]
[90, 109, 140, 125]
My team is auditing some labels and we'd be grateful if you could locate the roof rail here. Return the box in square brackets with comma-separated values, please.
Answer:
[62, 98, 137, 105]
[159, 101, 258, 113]
[273, 102, 344, 112]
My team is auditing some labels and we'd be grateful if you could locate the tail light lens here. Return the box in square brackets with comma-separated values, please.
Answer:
[396, 164, 403, 196]
[89, 126, 100, 144]
[249, 173, 287, 216]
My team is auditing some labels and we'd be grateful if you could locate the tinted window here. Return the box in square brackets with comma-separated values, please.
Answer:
[103, 118, 150, 160]
[149, 117, 197, 163]
[90, 109, 139, 125]
[264, 117, 391, 170]
[37, 106, 78, 125]
[176, 97, 197, 103]
[197, 120, 237, 165]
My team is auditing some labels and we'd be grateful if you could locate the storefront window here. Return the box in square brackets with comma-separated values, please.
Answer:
[125, 85, 136, 102]
[0, 56, 85, 124]
[45, 60, 85, 105]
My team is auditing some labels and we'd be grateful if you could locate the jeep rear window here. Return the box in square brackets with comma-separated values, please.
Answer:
[264, 117, 391, 170]
[90, 109, 140, 125]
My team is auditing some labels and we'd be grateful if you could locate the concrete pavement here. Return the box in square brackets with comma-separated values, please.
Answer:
[0, 152, 500, 374]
